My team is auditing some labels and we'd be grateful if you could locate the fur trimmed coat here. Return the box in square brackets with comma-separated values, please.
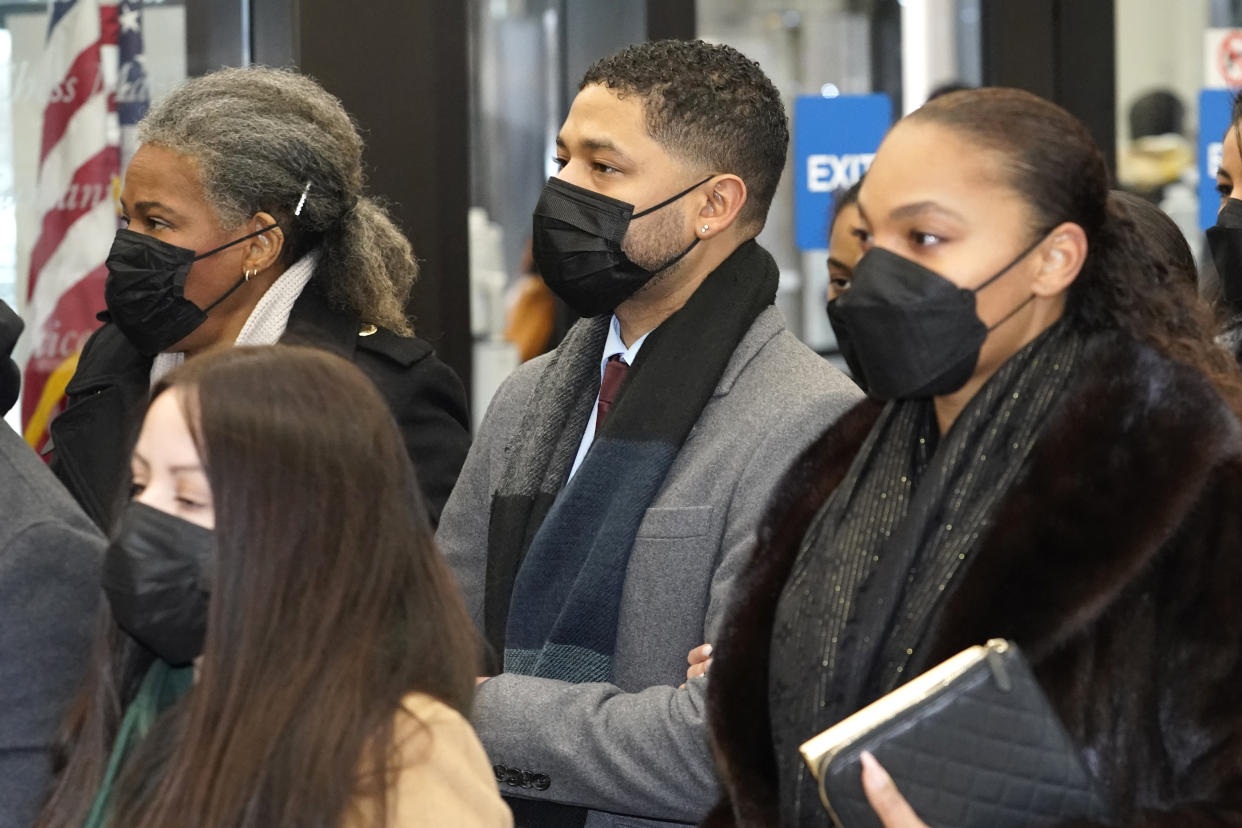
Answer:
[705, 333, 1242, 827]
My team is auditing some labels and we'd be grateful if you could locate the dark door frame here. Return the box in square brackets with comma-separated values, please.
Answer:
[980, 0, 1117, 175]
[646, 0, 694, 41]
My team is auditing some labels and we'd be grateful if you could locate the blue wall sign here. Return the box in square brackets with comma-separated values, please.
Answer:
[794, 93, 892, 251]
[1200, 88, 1235, 230]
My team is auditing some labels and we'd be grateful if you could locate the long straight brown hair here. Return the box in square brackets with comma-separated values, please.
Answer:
[36, 345, 478, 827]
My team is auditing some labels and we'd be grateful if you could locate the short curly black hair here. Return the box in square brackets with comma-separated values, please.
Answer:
[580, 39, 789, 233]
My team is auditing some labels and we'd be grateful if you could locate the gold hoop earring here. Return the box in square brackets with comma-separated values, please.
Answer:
[244, 268, 256, 282]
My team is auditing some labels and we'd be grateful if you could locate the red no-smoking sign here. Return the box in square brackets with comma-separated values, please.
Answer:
[1219, 30, 1242, 87]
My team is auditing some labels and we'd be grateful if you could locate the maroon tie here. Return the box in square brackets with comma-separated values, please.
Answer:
[595, 355, 629, 435]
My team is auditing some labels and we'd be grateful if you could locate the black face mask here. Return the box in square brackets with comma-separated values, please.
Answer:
[103, 501, 216, 666]
[827, 235, 1045, 400]
[531, 175, 712, 317]
[104, 224, 277, 357]
[1207, 197, 1242, 312]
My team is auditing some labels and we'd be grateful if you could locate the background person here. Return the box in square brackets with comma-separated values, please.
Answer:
[1110, 189, 1198, 290]
[826, 179, 866, 303]
[50, 67, 470, 530]
[1207, 95, 1242, 364]
[1118, 89, 1198, 251]
[0, 299, 20, 414]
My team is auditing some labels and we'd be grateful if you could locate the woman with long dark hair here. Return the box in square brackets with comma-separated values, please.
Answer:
[36, 346, 510, 827]
[705, 88, 1242, 826]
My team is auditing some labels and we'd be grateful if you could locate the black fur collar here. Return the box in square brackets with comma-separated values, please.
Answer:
[705, 332, 1242, 827]
[920, 335, 1240, 668]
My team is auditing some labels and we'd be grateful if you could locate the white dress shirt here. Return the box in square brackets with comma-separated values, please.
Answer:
[567, 315, 652, 481]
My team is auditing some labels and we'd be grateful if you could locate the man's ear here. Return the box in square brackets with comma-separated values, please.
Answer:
[1032, 221, 1087, 297]
[695, 174, 747, 239]
[242, 211, 285, 275]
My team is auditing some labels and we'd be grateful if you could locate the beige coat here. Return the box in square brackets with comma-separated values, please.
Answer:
[347, 693, 512, 828]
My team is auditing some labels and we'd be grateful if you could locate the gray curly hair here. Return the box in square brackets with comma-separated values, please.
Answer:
[138, 66, 416, 334]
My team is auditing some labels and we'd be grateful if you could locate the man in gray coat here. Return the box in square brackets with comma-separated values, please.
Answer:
[0, 300, 103, 826]
[437, 40, 862, 827]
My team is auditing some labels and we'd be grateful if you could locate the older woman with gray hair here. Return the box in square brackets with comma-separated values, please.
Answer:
[50, 66, 470, 529]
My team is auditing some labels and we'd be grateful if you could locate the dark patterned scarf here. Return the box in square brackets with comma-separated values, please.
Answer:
[768, 320, 1082, 825]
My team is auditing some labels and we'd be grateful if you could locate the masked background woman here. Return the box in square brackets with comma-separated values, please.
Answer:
[49, 67, 470, 530]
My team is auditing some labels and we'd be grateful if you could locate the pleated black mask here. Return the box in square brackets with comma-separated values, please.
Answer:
[104, 501, 216, 666]
[531, 176, 712, 317]
[104, 224, 276, 357]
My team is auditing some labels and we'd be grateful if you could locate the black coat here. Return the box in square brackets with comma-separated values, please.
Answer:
[50, 278, 471, 530]
[706, 333, 1242, 827]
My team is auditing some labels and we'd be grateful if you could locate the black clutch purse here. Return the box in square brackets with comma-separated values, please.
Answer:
[799, 639, 1112, 828]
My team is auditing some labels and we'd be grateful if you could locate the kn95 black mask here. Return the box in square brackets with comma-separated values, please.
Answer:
[827, 234, 1046, 399]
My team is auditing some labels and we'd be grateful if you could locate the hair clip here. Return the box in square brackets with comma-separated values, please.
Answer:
[294, 180, 313, 217]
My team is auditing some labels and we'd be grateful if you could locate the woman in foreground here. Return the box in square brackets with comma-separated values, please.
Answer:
[38, 345, 510, 828]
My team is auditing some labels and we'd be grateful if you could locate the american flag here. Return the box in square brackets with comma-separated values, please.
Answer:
[21, 0, 147, 451]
